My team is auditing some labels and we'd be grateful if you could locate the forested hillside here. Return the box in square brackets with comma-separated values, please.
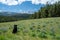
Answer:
[31, 1, 60, 19]
[0, 12, 31, 22]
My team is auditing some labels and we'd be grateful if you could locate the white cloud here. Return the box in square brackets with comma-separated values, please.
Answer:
[17, 0, 25, 4]
[31, 0, 59, 4]
[31, 0, 40, 4]
[19, 10, 29, 13]
[0, 0, 60, 5]
[0, 0, 18, 5]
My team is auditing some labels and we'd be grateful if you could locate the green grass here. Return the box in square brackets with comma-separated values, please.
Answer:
[0, 17, 60, 40]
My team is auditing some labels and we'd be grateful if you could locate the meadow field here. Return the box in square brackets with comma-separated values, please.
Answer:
[0, 17, 60, 40]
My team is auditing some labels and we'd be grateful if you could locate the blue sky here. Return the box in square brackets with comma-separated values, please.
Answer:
[0, 1, 44, 13]
[0, 0, 59, 13]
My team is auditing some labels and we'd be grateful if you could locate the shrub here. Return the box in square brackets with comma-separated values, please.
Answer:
[43, 25, 46, 27]
[31, 33, 36, 37]
[50, 27, 56, 37]
[37, 26, 40, 29]
[37, 29, 40, 32]
[56, 37, 60, 40]
[37, 27, 40, 32]
[30, 25, 35, 30]
[30, 27, 33, 30]
[56, 22, 59, 24]
[38, 31, 47, 38]
[38, 25, 40, 26]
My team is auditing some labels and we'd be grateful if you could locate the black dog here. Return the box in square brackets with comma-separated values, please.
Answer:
[12, 25, 17, 34]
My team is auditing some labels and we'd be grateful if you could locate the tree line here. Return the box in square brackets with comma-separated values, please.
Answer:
[30, 1, 60, 19]
[0, 14, 31, 23]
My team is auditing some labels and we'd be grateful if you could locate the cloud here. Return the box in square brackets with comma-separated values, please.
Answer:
[0, 0, 59, 5]
[0, 0, 18, 5]
[31, 0, 59, 4]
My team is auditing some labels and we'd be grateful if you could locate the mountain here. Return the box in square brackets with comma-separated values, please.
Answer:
[0, 12, 31, 19]
[0, 12, 31, 22]
[0, 12, 18, 16]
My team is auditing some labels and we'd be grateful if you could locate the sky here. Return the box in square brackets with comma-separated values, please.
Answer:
[0, 0, 59, 13]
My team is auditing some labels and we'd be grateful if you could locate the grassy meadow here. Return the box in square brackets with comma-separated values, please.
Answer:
[0, 17, 60, 40]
